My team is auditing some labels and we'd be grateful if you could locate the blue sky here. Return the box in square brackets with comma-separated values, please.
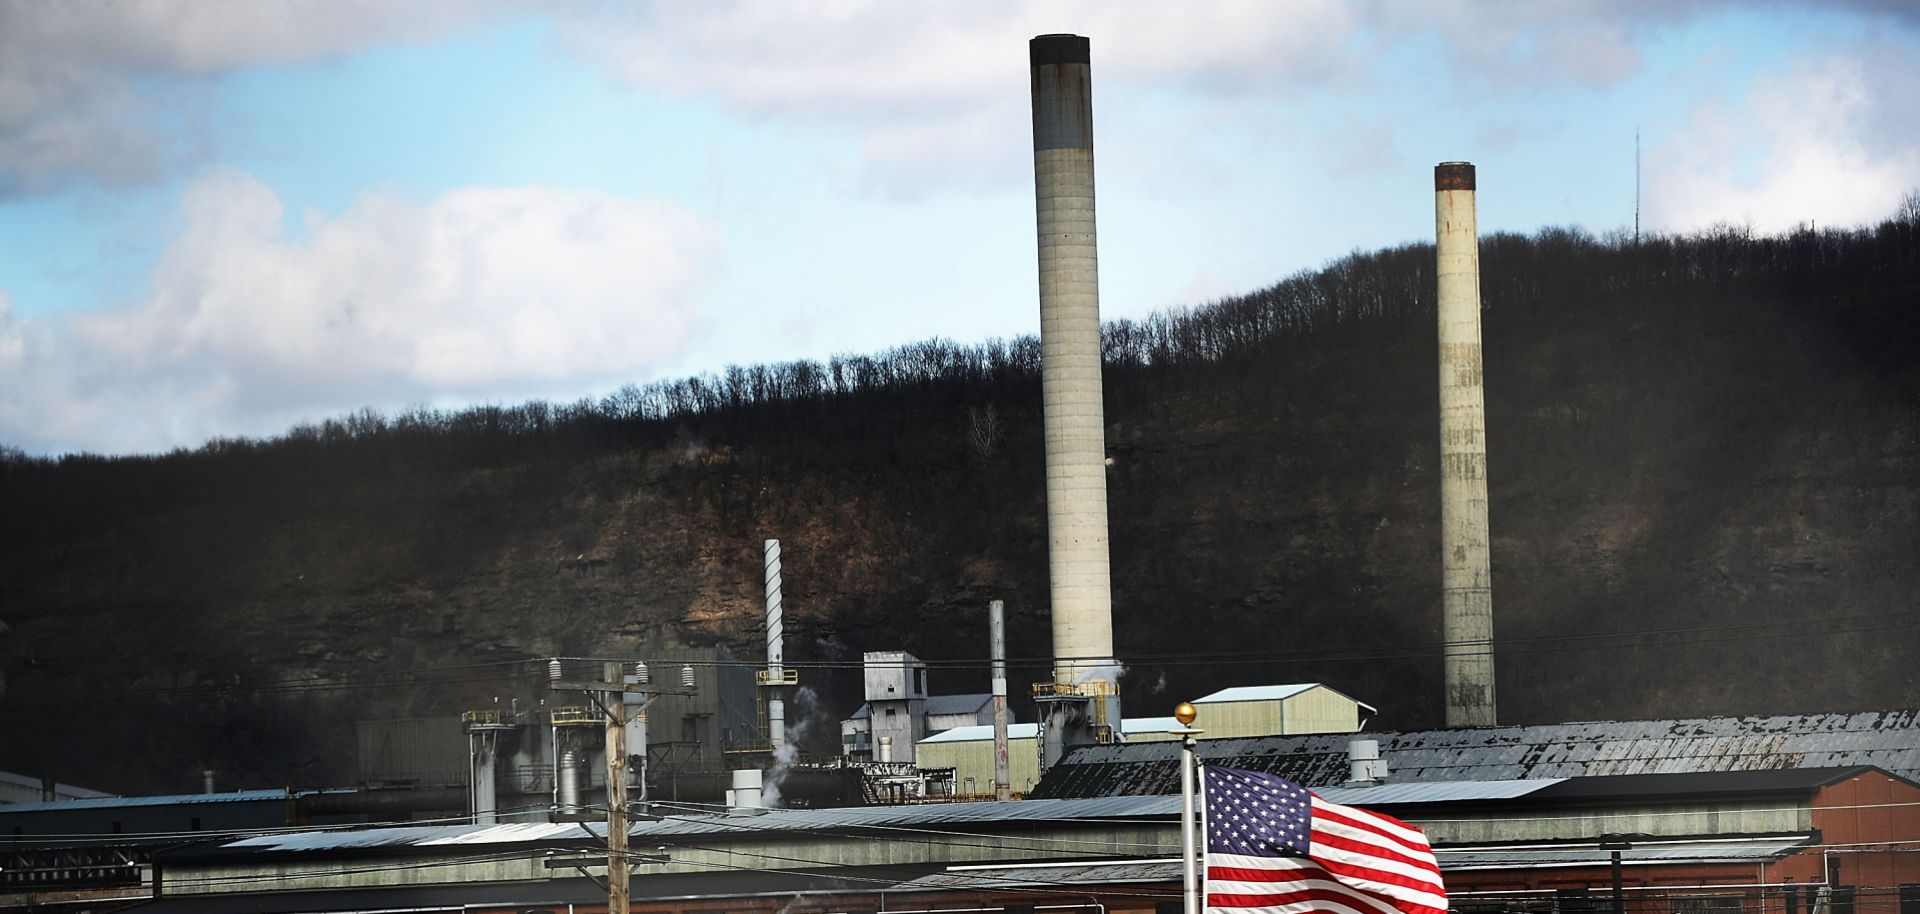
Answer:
[1, 1, 1916, 455]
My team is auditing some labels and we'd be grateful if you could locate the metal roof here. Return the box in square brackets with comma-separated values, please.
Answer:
[1125, 717, 1181, 735]
[173, 795, 1186, 861]
[0, 788, 291, 814]
[921, 717, 1182, 745]
[1195, 684, 1319, 703]
[925, 693, 994, 715]
[922, 722, 1040, 743]
[1317, 778, 1567, 805]
[1030, 710, 1920, 799]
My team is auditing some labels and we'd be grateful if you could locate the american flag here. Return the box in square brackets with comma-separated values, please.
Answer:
[1203, 765, 1448, 914]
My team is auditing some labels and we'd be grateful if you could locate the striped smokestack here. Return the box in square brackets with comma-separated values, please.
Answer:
[1434, 161, 1497, 727]
[1030, 34, 1120, 759]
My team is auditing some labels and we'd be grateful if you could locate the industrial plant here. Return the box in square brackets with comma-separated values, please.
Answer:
[2, 29, 1916, 914]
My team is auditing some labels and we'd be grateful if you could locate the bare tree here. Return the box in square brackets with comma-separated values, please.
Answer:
[966, 402, 1004, 462]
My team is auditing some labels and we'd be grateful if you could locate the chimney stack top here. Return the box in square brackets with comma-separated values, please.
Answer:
[1030, 34, 1090, 66]
[1435, 161, 1476, 191]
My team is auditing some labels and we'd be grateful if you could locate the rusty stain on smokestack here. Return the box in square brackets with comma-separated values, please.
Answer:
[1434, 161, 1497, 727]
[1030, 33, 1120, 763]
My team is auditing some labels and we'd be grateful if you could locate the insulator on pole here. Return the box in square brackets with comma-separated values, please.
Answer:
[681, 664, 696, 689]
[548, 658, 563, 682]
[634, 661, 649, 685]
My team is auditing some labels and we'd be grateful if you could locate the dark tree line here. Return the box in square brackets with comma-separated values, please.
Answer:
[3, 202, 1916, 551]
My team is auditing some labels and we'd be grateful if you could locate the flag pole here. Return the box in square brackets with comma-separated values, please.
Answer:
[1173, 701, 1203, 914]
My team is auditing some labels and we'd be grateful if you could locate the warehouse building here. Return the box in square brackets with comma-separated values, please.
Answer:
[124, 763, 1920, 914]
[916, 683, 1374, 796]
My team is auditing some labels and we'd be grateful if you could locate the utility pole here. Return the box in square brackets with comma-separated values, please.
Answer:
[603, 661, 629, 914]
[547, 659, 693, 913]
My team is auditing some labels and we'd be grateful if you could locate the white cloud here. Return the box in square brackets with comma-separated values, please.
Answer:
[1646, 45, 1920, 233]
[0, 170, 718, 455]
[0, 0, 500, 194]
[549, 0, 1360, 187]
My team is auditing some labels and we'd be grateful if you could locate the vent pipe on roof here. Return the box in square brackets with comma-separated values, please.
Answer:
[1345, 739, 1387, 787]
[1435, 161, 1497, 727]
[728, 768, 764, 813]
[202, 769, 215, 795]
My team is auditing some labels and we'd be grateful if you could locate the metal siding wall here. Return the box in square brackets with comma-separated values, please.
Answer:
[919, 739, 1042, 794]
[1417, 801, 1807, 844]
[1279, 688, 1361, 735]
[1196, 701, 1282, 738]
[356, 717, 468, 785]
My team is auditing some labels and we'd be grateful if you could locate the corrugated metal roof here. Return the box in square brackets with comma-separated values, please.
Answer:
[0, 789, 290, 814]
[1195, 684, 1318, 703]
[1318, 778, 1566, 805]
[925, 693, 993, 715]
[180, 795, 1188, 860]
[921, 717, 1182, 745]
[1031, 710, 1920, 799]
[922, 723, 1039, 743]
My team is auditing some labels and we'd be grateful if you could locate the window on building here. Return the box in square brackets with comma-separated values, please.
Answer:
[1671, 896, 1746, 914]
[885, 708, 897, 721]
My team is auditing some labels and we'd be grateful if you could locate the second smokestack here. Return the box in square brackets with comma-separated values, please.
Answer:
[1434, 161, 1497, 727]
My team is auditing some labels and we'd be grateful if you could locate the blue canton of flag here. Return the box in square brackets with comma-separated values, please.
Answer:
[1204, 765, 1315, 858]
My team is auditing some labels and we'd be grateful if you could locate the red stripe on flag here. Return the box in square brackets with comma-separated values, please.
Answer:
[1209, 863, 1448, 914]
[1312, 828, 1438, 870]
[1313, 802, 1436, 857]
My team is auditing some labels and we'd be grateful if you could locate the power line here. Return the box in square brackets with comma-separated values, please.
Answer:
[8, 609, 1912, 703]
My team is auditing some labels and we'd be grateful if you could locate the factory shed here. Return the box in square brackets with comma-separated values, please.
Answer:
[1029, 709, 1920, 799]
[0, 770, 114, 805]
[124, 766, 1920, 914]
[1190, 683, 1377, 735]
[925, 693, 996, 732]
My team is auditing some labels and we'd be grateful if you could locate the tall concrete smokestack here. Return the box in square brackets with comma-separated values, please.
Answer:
[1030, 33, 1120, 765]
[1434, 161, 1497, 727]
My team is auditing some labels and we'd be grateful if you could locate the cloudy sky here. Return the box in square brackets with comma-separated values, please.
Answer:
[1, 1, 1916, 455]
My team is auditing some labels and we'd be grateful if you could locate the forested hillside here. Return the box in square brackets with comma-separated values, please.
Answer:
[3, 212, 1917, 794]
